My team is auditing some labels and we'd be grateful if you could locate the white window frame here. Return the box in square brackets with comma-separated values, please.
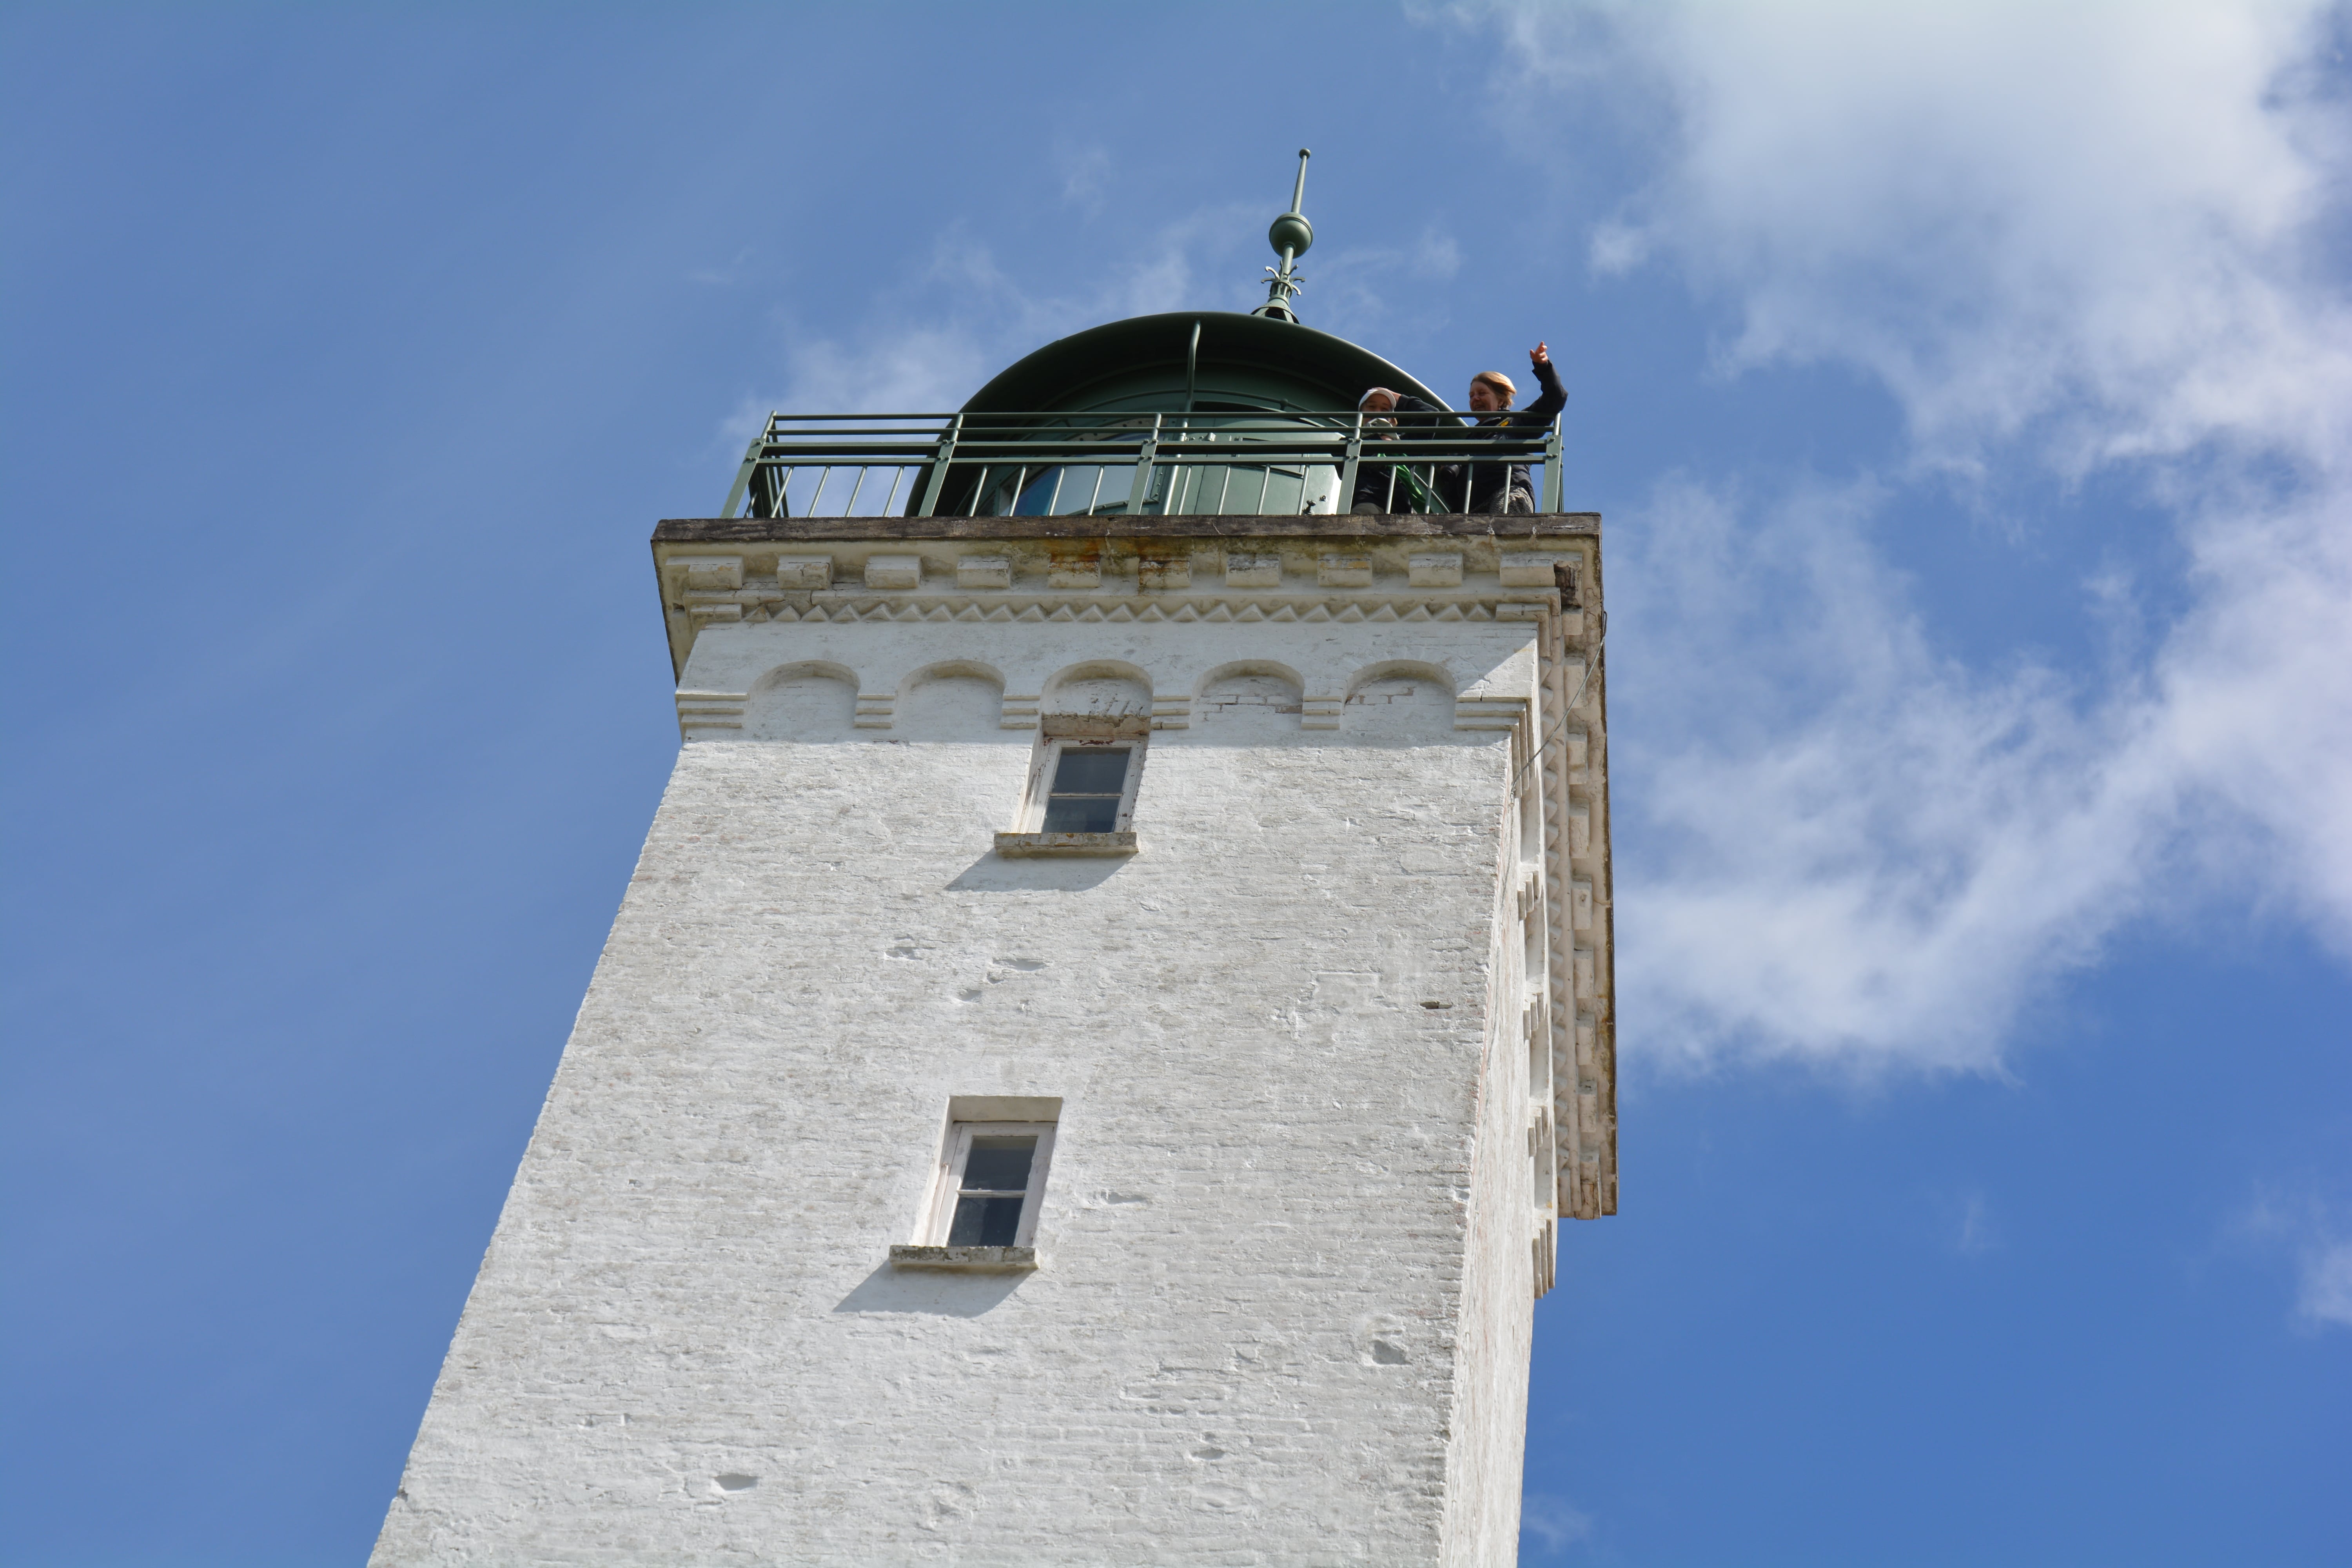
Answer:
[919, 1121, 1059, 1248]
[1020, 728, 1146, 834]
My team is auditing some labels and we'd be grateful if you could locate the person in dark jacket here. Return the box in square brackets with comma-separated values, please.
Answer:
[1455, 342, 1565, 514]
[1349, 387, 1448, 513]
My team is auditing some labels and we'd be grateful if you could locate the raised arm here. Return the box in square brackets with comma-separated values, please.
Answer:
[1519, 341, 1566, 424]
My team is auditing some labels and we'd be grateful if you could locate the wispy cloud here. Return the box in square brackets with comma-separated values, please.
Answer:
[1310, 227, 1466, 346]
[2237, 1189, 2352, 1332]
[1057, 143, 1112, 210]
[686, 247, 755, 287]
[730, 205, 1261, 429]
[1453, 1, 2352, 1072]
[2299, 1239, 2352, 1328]
[1953, 1189, 1999, 1256]
[1521, 1494, 1595, 1554]
[1614, 474, 2174, 1069]
[773, 320, 997, 419]
[1572, 2, 2352, 477]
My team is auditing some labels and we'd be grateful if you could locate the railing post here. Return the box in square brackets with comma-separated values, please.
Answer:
[1125, 414, 1163, 517]
[1543, 417, 1564, 514]
[1338, 413, 1363, 517]
[719, 419, 773, 518]
[914, 413, 964, 517]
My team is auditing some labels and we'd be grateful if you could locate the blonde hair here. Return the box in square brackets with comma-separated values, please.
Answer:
[1471, 370, 1517, 405]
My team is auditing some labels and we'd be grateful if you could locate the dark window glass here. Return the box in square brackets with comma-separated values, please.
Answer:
[962, 1136, 1036, 1193]
[949, 1134, 1037, 1247]
[1041, 795, 1121, 832]
[949, 1194, 1026, 1246]
[1042, 747, 1131, 833]
[1052, 749, 1131, 794]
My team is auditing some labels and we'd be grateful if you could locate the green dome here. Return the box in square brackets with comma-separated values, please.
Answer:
[961, 311, 1450, 415]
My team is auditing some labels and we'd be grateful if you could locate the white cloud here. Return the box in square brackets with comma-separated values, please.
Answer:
[775, 322, 996, 419]
[1311, 227, 1466, 343]
[1058, 143, 1112, 209]
[2237, 1191, 2352, 1331]
[1521, 1494, 1595, 1553]
[1588, 0, 2352, 475]
[686, 246, 754, 288]
[1586, 219, 1648, 276]
[2300, 1238, 2352, 1328]
[1414, 231, 1464, 281]
[1468, 1, 2352, 1070]
[1952, 1190, 2000, 1256]
[706, 207, 1278, 516]
[750, 209, 1259, 423]
[1615, 477, 2173, 1069]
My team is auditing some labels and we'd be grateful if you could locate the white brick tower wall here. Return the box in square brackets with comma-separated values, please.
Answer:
[372, 519, 1613, 1566]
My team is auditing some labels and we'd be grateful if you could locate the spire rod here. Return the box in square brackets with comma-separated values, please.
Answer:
[1253, 149, 1314, 323]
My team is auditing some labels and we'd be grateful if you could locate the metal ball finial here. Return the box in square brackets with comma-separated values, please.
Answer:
[1253, 149, 1316, 322]
[1269, 211, 1314, 259]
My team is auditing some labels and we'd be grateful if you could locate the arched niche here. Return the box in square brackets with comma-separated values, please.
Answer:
[1193, 661, 1304, 739]
[898, 661, 1010, 742]
[744, 660, 860, 743]
[1343, 660, 1457, 741]
[1042, 661, 1152, 726]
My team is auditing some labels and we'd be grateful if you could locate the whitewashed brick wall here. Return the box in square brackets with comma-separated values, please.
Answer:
[373, 615, 1557, 1566]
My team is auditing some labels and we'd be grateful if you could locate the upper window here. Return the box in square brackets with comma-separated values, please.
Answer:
[1041, 746, 1134, 831]
[1027, 736, 1143, 834]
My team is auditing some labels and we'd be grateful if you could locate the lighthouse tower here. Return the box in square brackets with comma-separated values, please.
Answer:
[374, 157, 1615, 1566]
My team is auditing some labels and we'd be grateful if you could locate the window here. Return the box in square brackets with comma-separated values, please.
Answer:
[996, 721, 1146, 856]
[918, 1117, 1058, 1250]
[1040, 745, 1134, 832]
[1020, 728, 1145, 835]
[948, 1132, 1044, 1244]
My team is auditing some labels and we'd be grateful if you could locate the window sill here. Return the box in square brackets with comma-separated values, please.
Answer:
[993, 831, 1138, 858]
[889, 1244, 1039, 1272]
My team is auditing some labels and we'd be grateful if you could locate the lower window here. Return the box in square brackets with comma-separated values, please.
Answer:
[923, 1120, 1058, 1248]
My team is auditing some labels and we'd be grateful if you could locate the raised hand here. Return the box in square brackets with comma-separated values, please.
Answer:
[1529, 341, 1551, 368]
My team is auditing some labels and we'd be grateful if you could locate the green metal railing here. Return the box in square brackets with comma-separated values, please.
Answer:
[719, 410, 1567, 519]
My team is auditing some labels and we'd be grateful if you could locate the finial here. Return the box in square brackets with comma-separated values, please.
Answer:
[1252, 149, 1313, 323]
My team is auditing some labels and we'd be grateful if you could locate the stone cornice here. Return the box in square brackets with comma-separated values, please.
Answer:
[653, 511, 1601, 545]
[650, 515, 1601, 677]
[678, 591, 1553, 628]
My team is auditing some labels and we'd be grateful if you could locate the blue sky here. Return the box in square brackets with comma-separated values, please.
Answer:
[3, 4, 2347, 1564]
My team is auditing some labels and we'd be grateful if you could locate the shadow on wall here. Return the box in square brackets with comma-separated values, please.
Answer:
[832, 1261, 1027, 1317]
[947, 853, 1126, 893]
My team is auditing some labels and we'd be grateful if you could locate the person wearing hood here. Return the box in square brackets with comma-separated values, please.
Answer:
[1348, 385, 1447, 514]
